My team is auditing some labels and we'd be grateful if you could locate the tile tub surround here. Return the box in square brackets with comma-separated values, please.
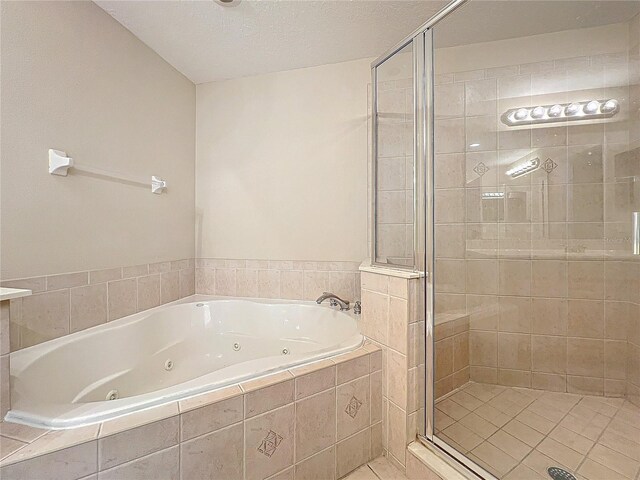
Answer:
[1, 259, 196, 351]
[195, 258, 362, 302]
[359, 270, 425, 471]
[433, 44, 640, 401]
[0, 344, 382, 480]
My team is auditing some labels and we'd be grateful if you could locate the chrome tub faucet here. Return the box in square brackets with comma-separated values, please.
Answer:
[316, 292, 350, 311]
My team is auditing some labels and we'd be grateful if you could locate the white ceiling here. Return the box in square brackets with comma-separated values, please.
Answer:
[95, 0, 640, 85]
[94, 0, 447, 84]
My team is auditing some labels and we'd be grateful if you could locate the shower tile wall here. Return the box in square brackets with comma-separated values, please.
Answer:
[435, 18, 639, 401]
[375, 79, 414, 267]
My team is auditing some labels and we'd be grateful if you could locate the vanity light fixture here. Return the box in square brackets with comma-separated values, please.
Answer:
[501, 99, 619, 126]
[505, 157, 540, 178]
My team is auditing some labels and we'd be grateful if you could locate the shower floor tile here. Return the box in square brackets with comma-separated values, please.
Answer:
[435, 383, 640, 479]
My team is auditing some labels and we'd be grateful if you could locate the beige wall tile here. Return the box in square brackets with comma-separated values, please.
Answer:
[244, 404, 295, 480]
[98, 416, 179, 470]
[179, 268, 195, 298]
[181, 395, 243, 441]
[160, 271, 180, 304]
[467, 260, 498, 295]
[360, 273, 388, 295]
[1, 302, 10, 356]
[531, 372, 566, 392]
[531, 298, 568, 335]
[0, 441, 96, 480]
[292, 363, 336, 401]
[453, 332, 470, 373]
[20, 289, 70, 347]
[46, 272, 88, 291]
[370, 370, 383, 424]
[122, 264, 149, 279]
[295, 388, 336, 461]
[337, 376, 370, 441]
[258, 270, 281, 298]
[98, 445, 179, 480]
[295, 446, 335, 480]
[89, 268, 122, 285]
[388, 297, 409, 354]
[107, 278, 137, 321]
[195, 267, 215, 294]
[180, 423, 243, 480]
[531, 260, 567, 298]
[605, 301, 631, 340]
[280, 270, 303, 300]
[303, 271, 329, 301]
[532, 335, 567, 374]
[498, 296, 531, 333]
[604, 340, 627, 380]
[244, 379, 294, 419]
[567, 375, 604, 396]
[499, 260, 531, 296]
[498, 333, 531, 371]
[605, 261, 639, 302]
[1, 277, 47, 294]
[149, 262, 171, 274]
[387, 402, 407, 465]
[1, 354, 9, 418]
[568, 299, 604, 338]
[335, 427, 370, 479]
[335, 353, 369, 386]
[387, 350, 408, 409]
[470, 331, 497, 367]
[70, 284, 107, 333]
[361, 290, 388, 345]
[136, 274, 161, 312]
[567, 338, 604, 377]
[498, 369, 531, 388]
[568, 261, 605, 299]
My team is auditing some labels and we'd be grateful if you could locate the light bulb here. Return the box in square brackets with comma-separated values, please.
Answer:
[531, 106, 546, 119]
[514, 108, 529, 121]
[548, 104, 563, 117]
[565, 103, 581, 116]
[601, 99, 619, 113]
[583, 100, 600, 114]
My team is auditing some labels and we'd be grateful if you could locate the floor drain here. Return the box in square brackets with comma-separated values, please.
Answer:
[548, 467, 576, 480]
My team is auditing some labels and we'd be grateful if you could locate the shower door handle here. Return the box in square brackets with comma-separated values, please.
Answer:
[634, 212, 640, 255]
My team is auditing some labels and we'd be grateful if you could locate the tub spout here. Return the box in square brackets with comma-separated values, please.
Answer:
[316, 292, 350, 311]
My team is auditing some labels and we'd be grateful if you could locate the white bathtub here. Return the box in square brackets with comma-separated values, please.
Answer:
[6, 296, 363, 430]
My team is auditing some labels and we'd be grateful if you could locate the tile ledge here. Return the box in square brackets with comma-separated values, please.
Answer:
[0, 288, 32, 301]
[407, 442, 478, 480]
[359, 262, 423, 279]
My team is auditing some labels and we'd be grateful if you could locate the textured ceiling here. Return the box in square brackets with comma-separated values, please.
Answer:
[94, 0, 640, 85]
[94, 0, 447, 84]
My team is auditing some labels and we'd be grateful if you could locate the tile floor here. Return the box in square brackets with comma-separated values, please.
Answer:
[344, 456, 409, 480]
[435, 382, 640, 480]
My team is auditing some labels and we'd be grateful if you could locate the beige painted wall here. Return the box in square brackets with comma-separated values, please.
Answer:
[0, 1, 196, 280]
[195, 58, 370, 263]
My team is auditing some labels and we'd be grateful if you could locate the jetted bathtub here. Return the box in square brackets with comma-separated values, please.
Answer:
[6, 296, 363, 429]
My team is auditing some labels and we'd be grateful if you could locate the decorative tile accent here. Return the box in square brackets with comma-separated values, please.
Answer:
[542, 157, 557, 173]
[473, 162, 490, 177]
[258, 430, 283, 457]
[345, 396, 363, 419]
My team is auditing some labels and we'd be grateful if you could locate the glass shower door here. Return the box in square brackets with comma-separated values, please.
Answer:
[429, 1, 640, 478]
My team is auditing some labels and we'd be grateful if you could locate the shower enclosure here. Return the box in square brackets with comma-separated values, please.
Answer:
[371, 0, 640, 478]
